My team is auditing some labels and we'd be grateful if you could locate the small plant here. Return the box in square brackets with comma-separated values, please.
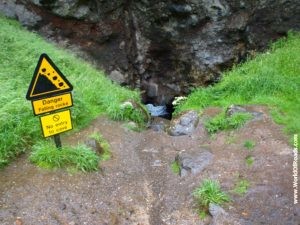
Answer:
[243, 140, 255, 150]
[198, 210, 207, 220]
[245, 155, 254, 166]
[89, 132, 111, 161]
[29, 142, 100, 172]
[193, 179, 230, 214]
[205, 111, 252, 134]
[232, 179, 250, 196]
[171, 160, 180, 175]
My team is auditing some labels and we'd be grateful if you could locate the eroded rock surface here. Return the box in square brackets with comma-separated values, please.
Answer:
[0, 0, 299, 105]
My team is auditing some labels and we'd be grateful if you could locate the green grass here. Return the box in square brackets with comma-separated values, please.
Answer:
[193, 179, 230, 212]
[171, 160, 181, 175]
[245, 155, 254, 166]
[0, 15, 147, 168]
[176, 32, 300, 136]
[29, 142, 100, 172]
[243, 140, 256, 150]
[204, 112, 252, 134]
[232, 179, 250, 196]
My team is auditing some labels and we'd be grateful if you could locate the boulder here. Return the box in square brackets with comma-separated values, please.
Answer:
[168, 111, 199, 136]
[176, 149, 213, 177]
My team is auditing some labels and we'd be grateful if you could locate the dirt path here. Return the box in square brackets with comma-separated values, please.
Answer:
[0, 107, 299, 225]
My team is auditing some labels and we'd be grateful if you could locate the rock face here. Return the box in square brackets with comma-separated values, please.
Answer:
[1, 0, 299, 105]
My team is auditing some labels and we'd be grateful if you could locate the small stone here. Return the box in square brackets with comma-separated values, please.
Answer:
[209, 203, 226, 217]
[176, 150, 213, 176]
[84, 138, 104, 155]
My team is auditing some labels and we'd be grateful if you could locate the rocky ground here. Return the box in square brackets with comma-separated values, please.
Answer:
[0, 106, 299, 225]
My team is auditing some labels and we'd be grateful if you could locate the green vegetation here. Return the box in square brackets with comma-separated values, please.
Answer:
[245, 155, 254, 166]
[243, 140, 256, 150]
[29, 142, 100, 172]
[171, 160, 181, 175]
[204, 112, 252, 134]
[232, 179, 250, 196]
[89, 132, 111, 161]
[176, 32, 300, 135]
[0, 16, 147, 168]
[193, 179, 230, 215]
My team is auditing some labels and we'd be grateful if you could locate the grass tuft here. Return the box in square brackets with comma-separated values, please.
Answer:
[204, 112, 252, 134]
[232, 179, 250, 196]
[171, 160, 181, 175]
[245, 155, 254, 166]
[193, 179, 230, 211]
[243, 140, 256, 150]
[29, 142, 100, 172]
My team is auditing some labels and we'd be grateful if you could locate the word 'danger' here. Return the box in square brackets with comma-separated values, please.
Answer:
[40, 110, 72, 137]
[32, 93, 73, 115]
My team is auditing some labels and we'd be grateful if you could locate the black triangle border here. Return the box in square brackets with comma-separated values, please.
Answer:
[26, 53, 73, 100]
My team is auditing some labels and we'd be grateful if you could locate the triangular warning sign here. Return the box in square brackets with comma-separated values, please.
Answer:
[26, 54, 73, 100]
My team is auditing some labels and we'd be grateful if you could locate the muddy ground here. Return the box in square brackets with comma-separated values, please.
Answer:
[0, 106, 299, 225]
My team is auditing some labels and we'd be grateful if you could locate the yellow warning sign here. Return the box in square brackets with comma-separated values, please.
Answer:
[32, 93, 73, 115]
[26, 54, 73, 100]
[40, 110, 72, 137]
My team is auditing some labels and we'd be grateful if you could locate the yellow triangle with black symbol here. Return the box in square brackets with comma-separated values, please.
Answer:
[26, 54, 73, 100]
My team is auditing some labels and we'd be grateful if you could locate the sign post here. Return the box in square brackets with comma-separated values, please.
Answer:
[26, 53, 74, 148]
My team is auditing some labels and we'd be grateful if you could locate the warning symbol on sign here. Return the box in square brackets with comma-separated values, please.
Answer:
[26, 54, 73, 100]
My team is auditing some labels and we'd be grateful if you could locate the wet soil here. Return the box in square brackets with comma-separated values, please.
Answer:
[0, 106, 299, 225]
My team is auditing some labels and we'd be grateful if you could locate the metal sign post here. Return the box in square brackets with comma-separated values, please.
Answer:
[54, 134, 62, 149]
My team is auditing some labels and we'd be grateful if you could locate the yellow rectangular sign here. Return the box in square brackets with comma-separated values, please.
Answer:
[40, 110, 72, 137]
[32, 93, 73, 115]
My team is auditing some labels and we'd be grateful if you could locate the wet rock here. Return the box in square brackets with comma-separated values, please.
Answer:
[84, 138, 104, 155]
[108, 70, 126, 85]
[176, 149, 213, 177]
[168, 111, 199, 136]
[226, 105, 264, 121]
